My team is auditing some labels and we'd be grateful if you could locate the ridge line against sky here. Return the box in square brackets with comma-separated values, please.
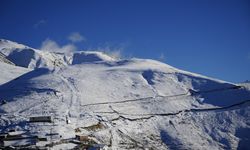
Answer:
[0, 0, 249, 83]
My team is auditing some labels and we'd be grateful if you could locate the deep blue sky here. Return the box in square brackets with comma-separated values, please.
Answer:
[0, 0, 249, 83]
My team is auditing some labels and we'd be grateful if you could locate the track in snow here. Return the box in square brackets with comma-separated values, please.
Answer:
[53, 69, 81, 120]
[80, 85, 243, 107]
[101, 99, 250, 122]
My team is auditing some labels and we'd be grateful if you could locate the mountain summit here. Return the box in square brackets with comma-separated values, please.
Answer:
[0, 39, 116, 69]
[0, 39, 249, 149]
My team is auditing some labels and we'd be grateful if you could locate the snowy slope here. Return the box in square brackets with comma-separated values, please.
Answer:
[0, 52, 30, 85]
[71, 51, 115, 64]
[0, 52, 15, 65]
[0, 40, 250, 149]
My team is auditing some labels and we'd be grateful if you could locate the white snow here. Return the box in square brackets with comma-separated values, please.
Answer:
[0, 39, 27, 50]
[0, 39, 249, 149]
[0, 39, 117, 69]
[0, 61, 30, 85]
[51, 143, 77, 150]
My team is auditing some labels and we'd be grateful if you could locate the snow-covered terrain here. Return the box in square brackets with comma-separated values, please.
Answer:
[0, 40, 66, 69]
[0, 39, 116, 69]
[0, 51, 30, 85]
[0, 52, 15, 66]
[0, 39, 249, 149]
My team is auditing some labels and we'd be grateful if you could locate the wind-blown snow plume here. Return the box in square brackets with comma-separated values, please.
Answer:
[102, 49, 122, 59]
[40, 38, 76, 53]
[95, 44, 124, 59]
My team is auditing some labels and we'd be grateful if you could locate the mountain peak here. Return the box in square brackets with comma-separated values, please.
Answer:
[0, 39, 120, 69]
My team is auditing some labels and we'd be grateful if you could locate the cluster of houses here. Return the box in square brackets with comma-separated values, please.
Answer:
[0, 130, 37, 148]
[0, 116, 52, 149]
[0, 115, 108, 149]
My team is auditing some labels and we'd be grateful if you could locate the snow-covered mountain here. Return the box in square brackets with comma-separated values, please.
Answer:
[0, 39, 116, 69]
[0, 39, 249, 149]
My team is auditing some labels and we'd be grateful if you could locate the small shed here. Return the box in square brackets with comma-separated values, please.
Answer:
[6, 131, 25, 139]
[45, 133, 60, 140]
[3, 138, 36, 147]
[76, 135, 89, 141]
[29, 116, 52, 123]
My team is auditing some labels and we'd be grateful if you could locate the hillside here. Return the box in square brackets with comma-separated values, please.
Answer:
[0, 39, 249, 149]
[0, 51, 30, 85]
[0, 52, 15, 66]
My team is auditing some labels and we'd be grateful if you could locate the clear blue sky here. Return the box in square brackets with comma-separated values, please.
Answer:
[0, 0, 249, 83]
